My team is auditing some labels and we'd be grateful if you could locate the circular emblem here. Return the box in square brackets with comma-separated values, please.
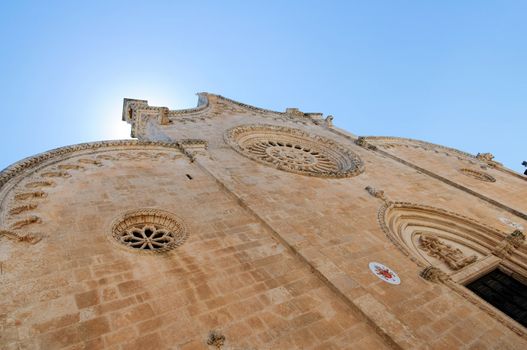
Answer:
[110, 209, 188, 253]
[224, 125, 364, 178]
[369, 262, 400, 285]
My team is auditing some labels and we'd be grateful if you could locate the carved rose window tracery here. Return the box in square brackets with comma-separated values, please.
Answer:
[110, 209, 188, 253]
[224, 125, 364, 178]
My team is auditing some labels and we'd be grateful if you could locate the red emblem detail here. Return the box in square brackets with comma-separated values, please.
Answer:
[375, 265, 394, 279]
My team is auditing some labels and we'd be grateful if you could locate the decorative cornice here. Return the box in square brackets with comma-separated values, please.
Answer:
[176, 139, 209, 162]
[355, 136, 377, 150]
[0, 140, 181, 191]
[122, 93, 328, 138]
[360, 136, 526, 182]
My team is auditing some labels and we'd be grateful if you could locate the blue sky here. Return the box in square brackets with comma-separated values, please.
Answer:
[1, 1, 525, 172]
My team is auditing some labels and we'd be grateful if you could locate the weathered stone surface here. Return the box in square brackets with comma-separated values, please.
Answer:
[0, 93, 526, 349]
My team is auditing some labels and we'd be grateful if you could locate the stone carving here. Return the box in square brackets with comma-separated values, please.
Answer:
[41, 171, 71, 178]
[378, 201, 527, 336]
[10, 216, 42, 230]
[25, 181, 54, 188]
[77, 158, 103, 166]
[159, 107, 170, 125]
[0, 229, 43, 244]
[14, 191, 47, 201]
[96, 154, 117, 160]
[419, 234, 477, 270]
[110, 209, 188, 253]
[420, 266, 450, 283]
[365, 186, 387, 201]
[475, 152, 503, 167]
[57, 164, 85, 171]
[0, 141, 186, 246]
[492, 230, 525, 259]
[207, 330, 226, 349]
[459, 168, 496, 183]
[177, 139, 209, 162]
[9, 204, 38, 215]
[355, 137, 377, 150]
[225, 125, 364, 178]
[0, 140, 182, 191]
[379, 202, 509, 264]
[285, 108, 304, 117]
[476, 153, 495, 162]
[325, 115, 334, 127]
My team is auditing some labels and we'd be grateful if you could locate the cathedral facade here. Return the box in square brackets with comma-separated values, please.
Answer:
[0, 93, 526, 349]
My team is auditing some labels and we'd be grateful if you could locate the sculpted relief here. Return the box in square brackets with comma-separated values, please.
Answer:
[418, 234, 477, 271]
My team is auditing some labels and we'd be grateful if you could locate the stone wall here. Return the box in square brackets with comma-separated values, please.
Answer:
[0, 94, 526, 349]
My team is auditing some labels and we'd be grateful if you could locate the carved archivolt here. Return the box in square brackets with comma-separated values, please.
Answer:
[378, 202, 497, 270]
[379, 201, 527, 336]
[225, 125, 364, 178]
[110, 209, 188, 253]
[378, 202, 525, 271]
[459, 168, 496, 183]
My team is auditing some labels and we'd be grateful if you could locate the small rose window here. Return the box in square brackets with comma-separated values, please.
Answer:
[111, 209, 187, 253]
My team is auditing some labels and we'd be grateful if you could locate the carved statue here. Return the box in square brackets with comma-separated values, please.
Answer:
[476, 153, 495, 162]
[325, 115, 334, 127]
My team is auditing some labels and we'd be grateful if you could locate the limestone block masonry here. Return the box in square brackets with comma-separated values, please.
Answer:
[0, 93, 526, 349]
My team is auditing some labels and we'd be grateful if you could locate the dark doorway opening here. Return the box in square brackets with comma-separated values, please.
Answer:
[467, 269, 527, 327]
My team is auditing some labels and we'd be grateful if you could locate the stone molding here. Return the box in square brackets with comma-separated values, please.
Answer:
[360, 136, 526, 182]
[0, 140, 181, 191]
[123, 93, 328, 138]
[378, 201, 527, 337]
[359, 139, 527, 220]
[224, 124, 364, 178]
[377, 201, 505, 268]
[177, 139, 209, 162]
[355, 136, 378, 150]
[492, 230, 526, 259]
